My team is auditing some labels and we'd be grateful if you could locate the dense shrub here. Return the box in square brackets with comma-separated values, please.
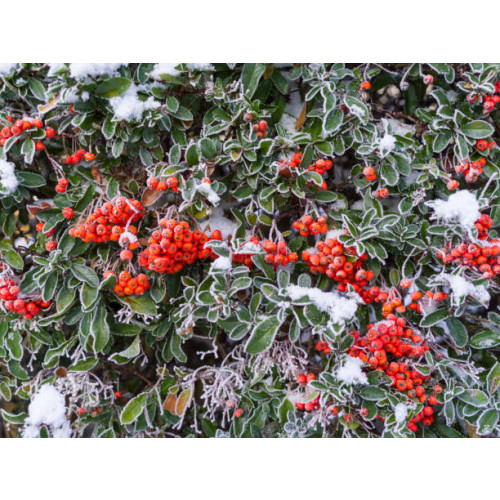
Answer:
[0, 63, 498, 438]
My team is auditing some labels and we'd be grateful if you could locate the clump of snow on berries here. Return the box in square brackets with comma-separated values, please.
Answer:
[196, 182, 220, 205]
[109, 84, 160, 122]
[426, 190, 480, 230]
[69, 63, 123, 79]
[286, 285, 359, 325]
[22, 385, 71, 438]
[336, 356, 368, 385]
[149, 63, 181, 79]
[0, 63, 18, 76]
[440, 273, 490, 306]
[211, 256, 232, 271]
[0, 159, 19, 193]
[394, 402, 408, 424]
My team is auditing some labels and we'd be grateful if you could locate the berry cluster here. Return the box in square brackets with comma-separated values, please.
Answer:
[55, 177, 69, 194]
[68, 198, 145, 244]
[347, 315, 441, 431]
[262, 240, 298, 268]
[296, 373, 316, 385]
[232, 236, 261, 269]
[107, 270, 151, 297]
[146, 176, 180, 193]
[252, 120, 268, 139]
[35, 222, 55, 237]
[63, 149, 95, 165]
[292, 215, 328, 237]
[301, 237, 374, 295]
[0, 116, 54, 149]
[475, 139, 496, 152]
[373, 188, 389, 198]
[137, 219, 220, 274]
[454, 157, 486, 183]
[278, 153, 332, 190]
[295, 395, 321, 412]
[0, 279, 50, 320]
[315, 340, 331, 354]
[363, 166, 377, 182]
[437, 242, 500, 279]
[407, 289, 449, 314]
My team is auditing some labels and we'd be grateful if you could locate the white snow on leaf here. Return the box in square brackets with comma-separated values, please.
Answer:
[0, 159, 19, 193]
[279, 90, 303, 134]
[440, 273, 490, 307]
[211, 256, 232, 271]
[394, 402, 408, 424]
[47, 63, 67, 76]
[186, 63, 214, 71]
[149, 63, 181, 79]
[379, 133, 396, 157]
[336, 356, 368, 385]
[22, 385, 71, 438]
[0, 63, 18, 76]
[69, 63, 123, 79]
[286, 284, 359, 325]
[197, 182, 220, 205]
[109, 84, 160, 122]
[426, 190, 480, 230]
[237, 242, 262, 254]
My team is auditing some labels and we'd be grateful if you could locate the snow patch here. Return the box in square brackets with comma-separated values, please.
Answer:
[286, 284, 359, 325]
[205, 207, 237, 240]
[394, 403, 408, 424]
[379, 134, 396, 157]
[0, 159, 19, 193]
[426, 190, 480, 230]
[211, 256, 232, 271]
[440, 273, 490, 306]
[186, 63, 214, 71]
[0, 63, 18, 76]
[336, 356, 368, 385]
[197, 182, 220, 205]
[109, 84, 160, 122]
[150, 63, 181, 79]
[22, 385, 71, 438]
[69, 63, 122, 79]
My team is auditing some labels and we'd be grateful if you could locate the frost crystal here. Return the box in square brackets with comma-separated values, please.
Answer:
[336, 356, 368, 385]
[0, 159, 19, 193]
[109, 84, 160, 122]
[426, 190, 480, 230]
[22, 385, 71, 438]
[286, 284, 358, 325]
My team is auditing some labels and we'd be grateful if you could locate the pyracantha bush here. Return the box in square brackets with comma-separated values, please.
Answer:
[0, 63, 499, 439]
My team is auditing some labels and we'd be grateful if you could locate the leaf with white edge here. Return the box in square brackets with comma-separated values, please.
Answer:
[459, 120, 494, 139]
[445, 317, 468, 348]
[457, 389, 489, 407]
[95, 77, 132, 98]
[120, 392, 148, 425]
[120, 294, 157, 315]
[476, 409, 499, 436]
[245, 316, 282, 354]
[71, 263, 99, 288]
[470, 330, 500, 349]
[421, 309, 448, 327]
[360, 386, 387, 401]
[109, 336, 141, 364]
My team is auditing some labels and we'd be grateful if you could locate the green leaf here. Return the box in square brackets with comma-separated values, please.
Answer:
[344, 95, 369, 124]
[470, 330, 500, 349]
[380, 162, 399, 186]
[28, 78, 46, 100]
[476, 409, 499, 436]
[120, 392, 148, 425]
[90, 303, 110, 353]
[102, 115, 117, 139]
[68, 357, 99, 372]
[109, 336, 141, 364]
[71, 263, 99, 288]
[120, 294, 157, 315]
[457, 389, 489, 407]
[2, 248, 23, 270]
[21, 137, 35, 164]
[445, 317, 468, 348]
[420, 308, 448, 327]
[323, 108, 343, 133]
[95, 77, 132, 98]
[241, 63, 266, 98]
[245, 316, 282, 354]
[360, 386, 386, 401]
[80, 282, 99, 310]
[459, 120, 494, 139]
